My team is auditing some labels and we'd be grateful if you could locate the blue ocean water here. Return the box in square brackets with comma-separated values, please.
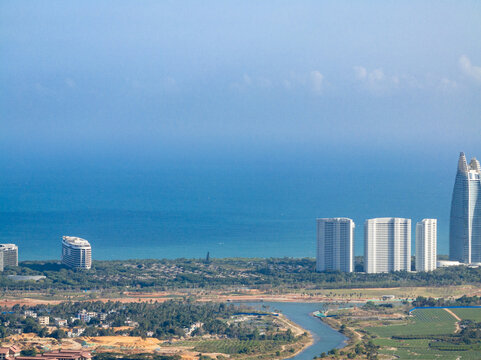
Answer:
[0, 152, 454, 261]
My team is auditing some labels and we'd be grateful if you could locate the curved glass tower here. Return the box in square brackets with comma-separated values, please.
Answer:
[449, 152, 481, 263]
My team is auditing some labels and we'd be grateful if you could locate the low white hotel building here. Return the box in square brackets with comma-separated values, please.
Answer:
[62, 236, 92, 270]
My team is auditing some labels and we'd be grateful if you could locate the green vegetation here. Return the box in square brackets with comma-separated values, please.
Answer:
[0, 300, 305, 358]
[93, 353, 181, 360]
[368, 308, 456, 337]
[0, 300, 288, 340]
[192, 339, 291, 354]
[316, 296, 481, 359]
[371, 308, 481, 358]
[20, 349, 37, 356]
[451, 308, 481, 322]
[2, 258, 481, 292]
[412, 294, 481, 307]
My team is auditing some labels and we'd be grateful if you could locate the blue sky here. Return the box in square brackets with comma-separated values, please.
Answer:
[1, 1, 481, 256]
[1, 1, 480, 162]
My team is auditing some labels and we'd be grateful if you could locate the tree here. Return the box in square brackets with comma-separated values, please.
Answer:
[21, 349, 37, 356]
[50, 329, 66, 339]
[38, 327, 49, 338]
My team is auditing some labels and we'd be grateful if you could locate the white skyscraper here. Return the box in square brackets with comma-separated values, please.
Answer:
[364, 218, 411, 273]
[316, 218, 355, 272]
[415, 219, 437, 272]
[450, 152, 481, 263]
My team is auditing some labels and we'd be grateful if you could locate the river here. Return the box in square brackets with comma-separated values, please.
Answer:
[237, 302, 347, 359]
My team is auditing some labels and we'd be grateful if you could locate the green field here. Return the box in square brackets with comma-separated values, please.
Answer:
[451, 308, 481, 322]
[368, 308, 456, 337]
[366, 308, 480, 359]
[192, 339, 290, 354]
[376, 340, 481, 360]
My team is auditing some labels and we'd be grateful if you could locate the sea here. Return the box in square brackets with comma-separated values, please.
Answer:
[0, 152, 454, 261]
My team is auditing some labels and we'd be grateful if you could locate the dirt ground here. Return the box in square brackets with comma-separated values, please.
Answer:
[2, 285, 479, 309]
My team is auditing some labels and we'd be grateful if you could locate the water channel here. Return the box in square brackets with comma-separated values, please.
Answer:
[237, 302, 348, 360]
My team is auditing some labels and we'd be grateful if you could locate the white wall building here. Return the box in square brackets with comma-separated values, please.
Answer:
[0, 244, 18, 270]
[437, 260, 463, 268]
[316, 218, 355, 272]
[38, 316, 49, 326]
[415, 219, 437, 272]
[364, 218, 411, 273]
[62, 236, 92, 270]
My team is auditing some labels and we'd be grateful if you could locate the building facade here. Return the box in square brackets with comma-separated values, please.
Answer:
[61, 236, 92, 270]
[415, 219, 437, 272]
[0, 244, 18, 267]
[316, 218, 355, 272]
[364, 218, 411, 273]
[450, 152, 481, 264]
[38, 316, 49, 326]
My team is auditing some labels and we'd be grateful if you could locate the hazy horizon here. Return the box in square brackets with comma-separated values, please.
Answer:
[1, 1, 481, 259]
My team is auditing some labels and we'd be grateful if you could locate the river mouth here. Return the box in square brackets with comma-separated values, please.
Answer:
[235, 302, 348, 360]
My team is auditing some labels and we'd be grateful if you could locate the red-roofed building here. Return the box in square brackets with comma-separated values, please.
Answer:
[0, 346, 21, 360]
[41, 351, 91, 360]
[8, 349, 91, 360]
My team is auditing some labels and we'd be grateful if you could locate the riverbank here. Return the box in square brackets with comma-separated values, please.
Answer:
[237, 302, 347, 360]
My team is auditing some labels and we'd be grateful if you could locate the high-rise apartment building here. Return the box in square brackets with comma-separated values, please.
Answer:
[415, 219, 437, 272]
[316, 218, 355, 272]
[62, 236, 92, 270]
[364, 218, 411, 273]
[0, 244, 18, 268]
[450, 152, 481, 264]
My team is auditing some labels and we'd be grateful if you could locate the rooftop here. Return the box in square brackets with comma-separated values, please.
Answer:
[317, 217, 353, 221]
[365, 217, 411, 222]
[0, 244, 18, 250]
[458, 152, 481, 174]
[62, 236, 91, 247]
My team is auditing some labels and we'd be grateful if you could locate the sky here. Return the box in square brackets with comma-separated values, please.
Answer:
[1, 1, 480, 161]
[1, 1, 481, 256]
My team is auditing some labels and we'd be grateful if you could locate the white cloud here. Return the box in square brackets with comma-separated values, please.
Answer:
[353, 66, 367, 80]
[309, 70, 324, 94]
[231, 70, 324, 94]
[439, 77, 458, 92]
[459, 55, 481, 83]
[369, 68, 385, 82]
[353, 66, 401, 94]
[231, 74, 269, 90]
